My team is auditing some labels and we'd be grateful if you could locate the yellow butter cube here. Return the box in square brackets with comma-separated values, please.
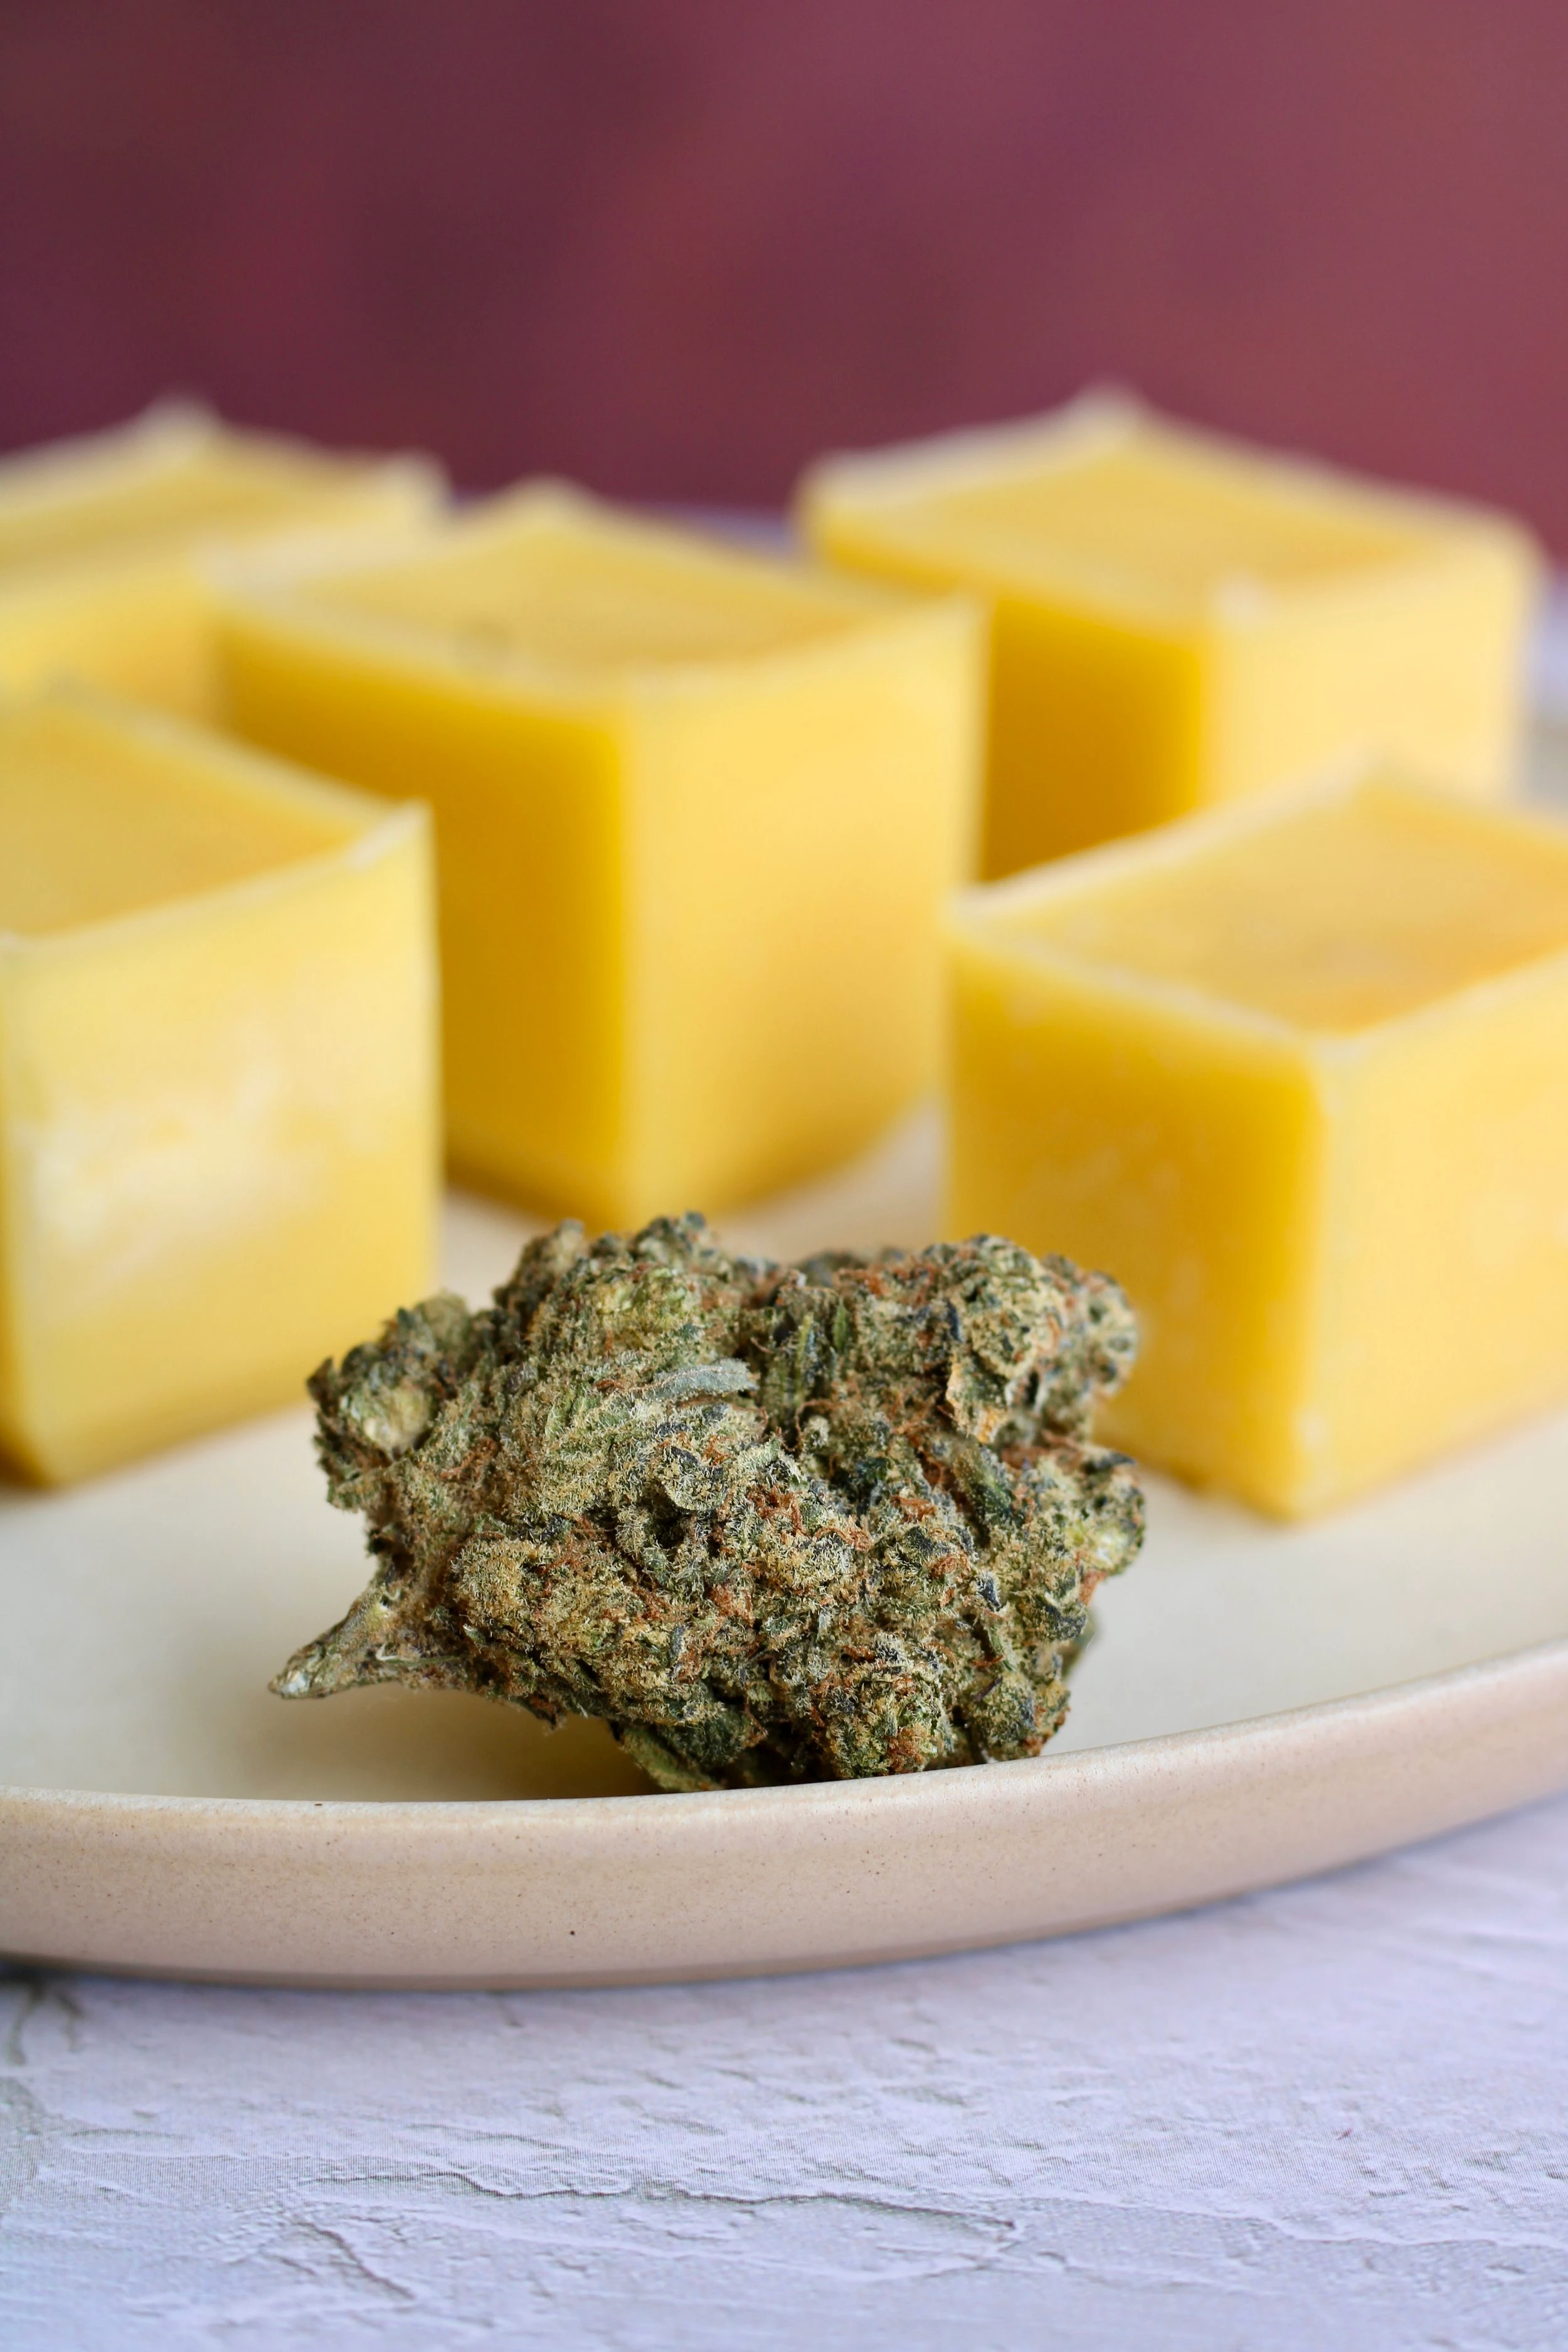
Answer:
[214, 486, 982, 1227]
[0, 693, 439, 1483]
[801, 396, 1541, 876]
[945, 771, 1568, 1517]
[0, 405, 440, 718]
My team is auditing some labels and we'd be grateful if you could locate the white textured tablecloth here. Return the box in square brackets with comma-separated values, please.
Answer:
[6, 1789, 1568, 2348]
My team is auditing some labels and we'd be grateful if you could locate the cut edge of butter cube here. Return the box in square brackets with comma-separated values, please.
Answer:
[212, 482, 985, 1227]
[211, 475, 948, 705]
[944, 761, 1568, 1518]
[0, 404, 445, 715]
[799, 388, 1544, 631]
[946, 754, 1568, 1044]
[802, 394, 1542, 872]
[0, 686, 441, 1485]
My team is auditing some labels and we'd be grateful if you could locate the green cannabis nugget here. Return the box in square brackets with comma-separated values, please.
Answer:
[273, 1216, 1143, 1790]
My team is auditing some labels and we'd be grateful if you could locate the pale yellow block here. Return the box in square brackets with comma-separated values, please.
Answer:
[0, 692, 440, 1483]
[800, 395, 1542, 876]
[945, 771, 1568, 1517]
[213, 486, 983, 1227]
[0, 405, 441, 718]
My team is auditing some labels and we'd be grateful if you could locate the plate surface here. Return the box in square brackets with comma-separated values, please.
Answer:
[6, 1111, 1568, 1987]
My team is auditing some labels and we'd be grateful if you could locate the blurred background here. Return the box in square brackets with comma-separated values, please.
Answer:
[2, 0, 1567, 540]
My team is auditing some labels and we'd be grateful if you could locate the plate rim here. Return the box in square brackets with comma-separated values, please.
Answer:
[3, 1623, 1566, 1821]
[6, 1630, 1568, 1988]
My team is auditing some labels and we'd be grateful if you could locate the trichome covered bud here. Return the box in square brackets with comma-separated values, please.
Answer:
[273, 1216, 1143, 1791]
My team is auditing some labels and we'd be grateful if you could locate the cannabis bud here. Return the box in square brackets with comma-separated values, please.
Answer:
[274, 1216, 1143, 1791]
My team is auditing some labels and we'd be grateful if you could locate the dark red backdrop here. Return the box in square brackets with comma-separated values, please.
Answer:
[4, 1, 1568, 542]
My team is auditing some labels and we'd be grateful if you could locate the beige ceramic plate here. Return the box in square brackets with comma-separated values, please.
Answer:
[5, 1110, 1568, 1986]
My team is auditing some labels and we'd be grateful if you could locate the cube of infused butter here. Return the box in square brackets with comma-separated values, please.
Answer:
[802, 396, 1540, 875]
[215, 485, 982, 1226]
[0, 693, 438, 1483]
[946, 771, 1568, 1517]
[0, 404, 440, 717]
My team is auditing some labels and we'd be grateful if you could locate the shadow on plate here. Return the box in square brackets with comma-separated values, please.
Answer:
[234, 1679, 655, 1803]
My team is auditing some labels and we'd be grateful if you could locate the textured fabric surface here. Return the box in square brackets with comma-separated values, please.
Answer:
[4, 1788, 1567, 2349]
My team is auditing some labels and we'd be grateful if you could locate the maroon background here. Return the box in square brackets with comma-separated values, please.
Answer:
[3, 1, 1568, 541]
